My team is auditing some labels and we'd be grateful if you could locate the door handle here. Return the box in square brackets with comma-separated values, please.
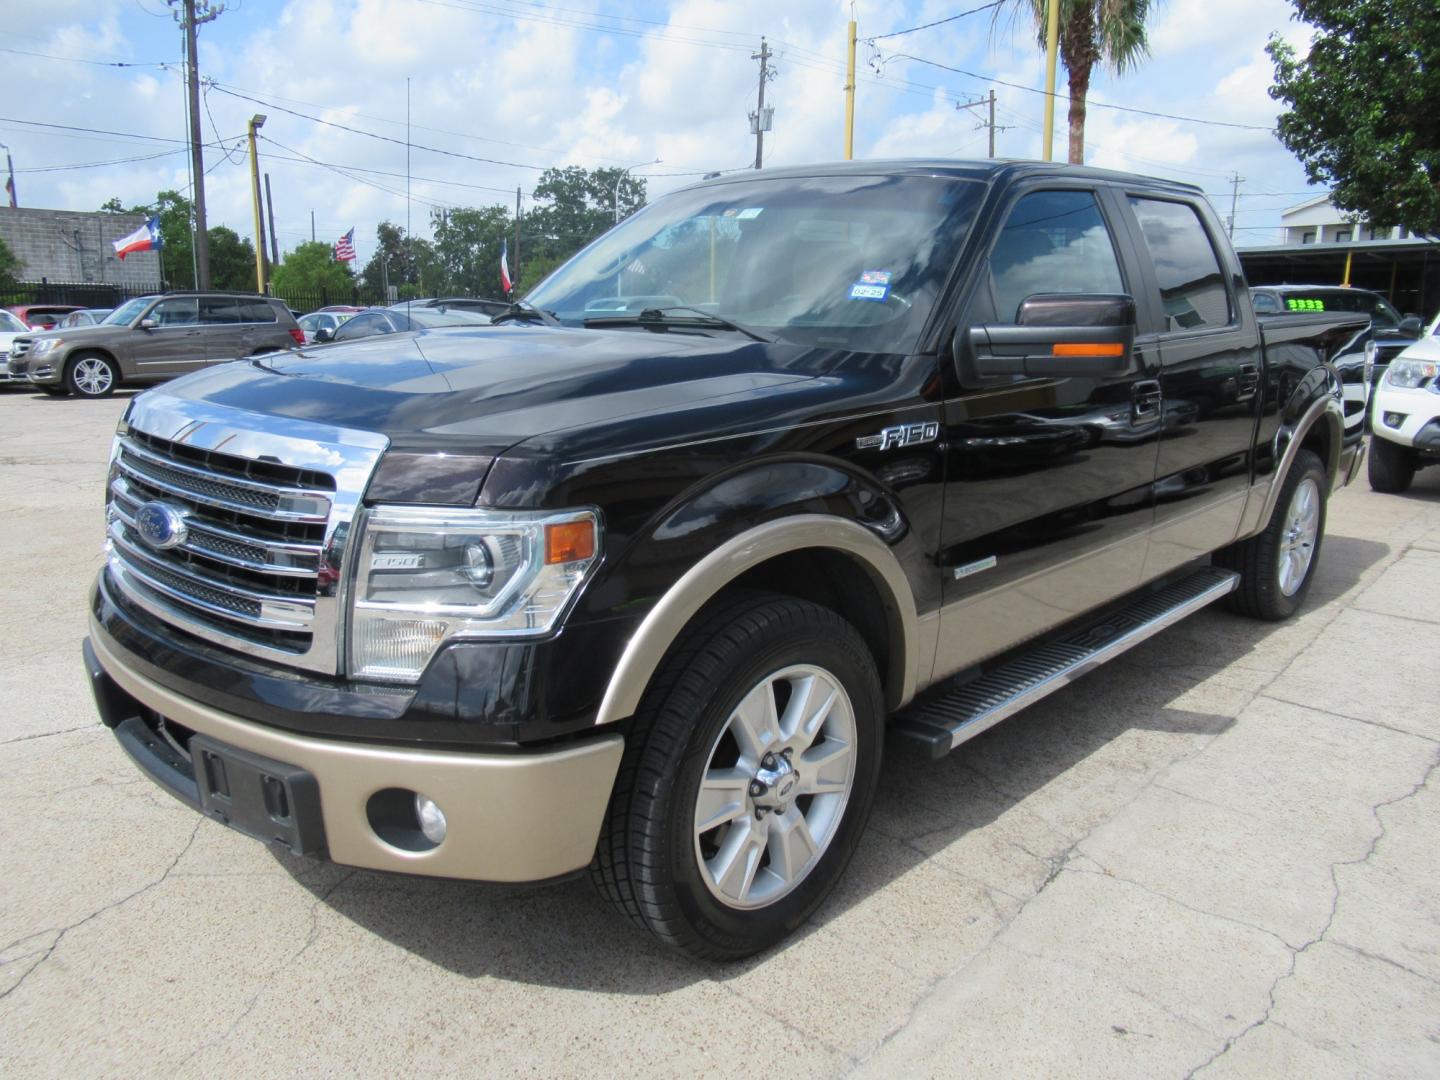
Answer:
[1132, 379, 1162, 421]
[1237, 362, 1260, 399]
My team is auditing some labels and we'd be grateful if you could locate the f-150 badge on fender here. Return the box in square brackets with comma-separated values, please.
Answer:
[856, 421, 940, 452]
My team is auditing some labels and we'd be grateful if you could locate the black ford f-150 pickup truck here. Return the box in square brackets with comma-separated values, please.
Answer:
[85, 161, 1368, 960]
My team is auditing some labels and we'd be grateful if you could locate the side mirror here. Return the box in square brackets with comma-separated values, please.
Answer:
[138, 318, 157, 331]
[1399, 315, 1423, 337]
[964, 294, 1137, 379]
[314, 327, 334, 343]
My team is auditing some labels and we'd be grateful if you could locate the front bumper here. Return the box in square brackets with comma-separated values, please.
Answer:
[7, 355, 61, 384]
[1371, 383, 1440, 449]
[86, 624, 624, 882]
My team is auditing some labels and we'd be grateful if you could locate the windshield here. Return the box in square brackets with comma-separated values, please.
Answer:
[0, 310, 25, 333]
[526, 173, 983, 353]
[104, 297, 154, 326]
[398, 308, 492, 328]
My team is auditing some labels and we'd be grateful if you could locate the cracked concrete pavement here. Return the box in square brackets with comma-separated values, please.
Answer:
[2, 389, 1437, 1078]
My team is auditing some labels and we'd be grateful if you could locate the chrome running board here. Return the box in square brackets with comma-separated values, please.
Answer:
[895, 566, 1240, 758]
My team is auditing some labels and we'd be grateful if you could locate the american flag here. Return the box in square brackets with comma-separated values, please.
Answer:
[334, 228, 356, 262]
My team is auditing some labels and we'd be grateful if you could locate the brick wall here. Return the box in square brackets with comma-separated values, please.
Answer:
[0, 207, 163, 288]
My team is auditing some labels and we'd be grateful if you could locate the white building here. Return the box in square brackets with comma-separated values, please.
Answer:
[1279, 194, 1418, 246]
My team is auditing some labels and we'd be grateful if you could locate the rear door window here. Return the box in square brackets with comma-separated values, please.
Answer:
[1128, 198, 1232, 331]
[986, 190, 1125, 324]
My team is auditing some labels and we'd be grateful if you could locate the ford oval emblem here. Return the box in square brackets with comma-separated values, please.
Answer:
[134, 501, 189, 550]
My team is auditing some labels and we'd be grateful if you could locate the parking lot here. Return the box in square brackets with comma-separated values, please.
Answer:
[2, 387, 1437, 1078]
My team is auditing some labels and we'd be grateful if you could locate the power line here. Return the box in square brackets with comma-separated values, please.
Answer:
[880, 52, 1276, 132]
[14, 148, 190, 173]
[0, 116, 208, 146]
[0, 45, 176, 68]
[867, 1, 1005, 42]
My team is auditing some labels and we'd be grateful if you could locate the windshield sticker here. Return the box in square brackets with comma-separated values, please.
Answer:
[849, 282, 890, 302]
[1287, 298, 1326, 311]
[858, 270, 892, 285]
[735, 207, 764, 220]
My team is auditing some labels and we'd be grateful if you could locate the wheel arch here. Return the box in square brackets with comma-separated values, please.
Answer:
[593, 515, 920, 726]
[1242, 392, 1344, 541]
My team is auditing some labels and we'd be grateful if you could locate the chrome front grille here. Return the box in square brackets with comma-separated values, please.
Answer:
[104, 392, 388, 675]
[9, 339, 31, 359]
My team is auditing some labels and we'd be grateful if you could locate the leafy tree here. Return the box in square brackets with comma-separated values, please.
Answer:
[432, 205, 513, 298]
[0, 235, 20, 287]
[208, 226, 257, 291]
[271, 241, 356, 299]
[523, 166, 646, 286]
[1008, 0, 1155, 164]
[1269, 0, 1440, 236]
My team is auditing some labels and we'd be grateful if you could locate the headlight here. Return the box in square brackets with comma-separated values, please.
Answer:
[31, 338, 63, 356]
[349, 505, 600, 682]
[1384, 359, 1438, 390]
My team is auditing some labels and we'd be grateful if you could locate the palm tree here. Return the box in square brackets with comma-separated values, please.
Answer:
[1010, 0, 1155, 164]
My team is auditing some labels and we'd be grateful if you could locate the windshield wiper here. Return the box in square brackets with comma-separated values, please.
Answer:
[490, 300, 562, 327]
[582, 306, 773, 343]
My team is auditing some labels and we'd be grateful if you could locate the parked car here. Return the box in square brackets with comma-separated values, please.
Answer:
[1250, 283, 1423, 385]
[0, 309, 29, 385]
[7, 304, 84, 330]
[7, 292, 303, 398]
[85, 160, 1367, 960]
[296, 309, 358, 344]
[315, 304, 490, 343]
[1368, 326, 1440, 492]
[389, 296, 512, 319]
[59, 308, 115, 329]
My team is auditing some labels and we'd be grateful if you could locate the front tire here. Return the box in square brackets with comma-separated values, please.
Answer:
[590, 594, 883, 960]
[65, 353, 118, 399]
[1216, 448, 1327, 620]
[1367, 436, 1416, 494]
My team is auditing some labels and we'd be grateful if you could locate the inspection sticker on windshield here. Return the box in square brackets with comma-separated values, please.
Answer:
[849, 270, 892, 302]
[736, 207, 764, 220]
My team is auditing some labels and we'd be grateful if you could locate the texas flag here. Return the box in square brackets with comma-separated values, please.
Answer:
[113, 216, 162, 261]
[500, 238, 512, 294]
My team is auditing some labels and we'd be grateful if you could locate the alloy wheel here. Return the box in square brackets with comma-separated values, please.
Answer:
[693, 663, 857, 910]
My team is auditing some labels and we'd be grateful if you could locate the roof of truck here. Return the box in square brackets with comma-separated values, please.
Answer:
[685, 158, 1204, 196]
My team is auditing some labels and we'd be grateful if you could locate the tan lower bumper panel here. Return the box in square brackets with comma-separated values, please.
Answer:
[90, 626, 623, 883]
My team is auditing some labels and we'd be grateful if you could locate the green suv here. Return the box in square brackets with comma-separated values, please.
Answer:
[9, 293, 303, 399]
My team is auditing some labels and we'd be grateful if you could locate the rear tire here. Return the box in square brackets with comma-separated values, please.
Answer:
[1367, 436, 1416, 494]
[1216, 448, 1327, 621]
[590, 593, 883, 960]
[65, 353, 118, 399]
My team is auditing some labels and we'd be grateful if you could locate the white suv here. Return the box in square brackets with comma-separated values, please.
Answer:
[1369, 312, 1440, 492]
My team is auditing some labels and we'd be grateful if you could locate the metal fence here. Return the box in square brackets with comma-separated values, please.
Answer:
[0, 280, 483, 316]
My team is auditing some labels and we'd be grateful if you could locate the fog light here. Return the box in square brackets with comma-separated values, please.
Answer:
[1383, 412, 1405, 428]
[415, 794, 447, 845]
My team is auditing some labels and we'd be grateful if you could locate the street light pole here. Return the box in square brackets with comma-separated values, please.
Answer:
[247, 114, 267, 293]
[614, 159, 660, 224]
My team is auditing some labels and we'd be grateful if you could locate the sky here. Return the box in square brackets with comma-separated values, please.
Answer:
[0, 0, 1324, 267]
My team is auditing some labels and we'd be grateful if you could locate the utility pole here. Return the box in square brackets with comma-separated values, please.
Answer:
[959, 90, 1007, 158]
[1227, 172, 1245, 239]
[843, 17, 856, 159]
[1041, 0, 1061, 161]
[515, 186, 522, 293]
[1, 142, 17, 207]
[749, 38, 774, 170]
[171, 0, 224, 289]
[310, 209, 315, 243]
[264, 172, 279, 268]
[247, 114, 267, 293]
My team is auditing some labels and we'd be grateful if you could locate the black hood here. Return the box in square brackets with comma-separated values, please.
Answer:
[158, 324, 832, 458]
